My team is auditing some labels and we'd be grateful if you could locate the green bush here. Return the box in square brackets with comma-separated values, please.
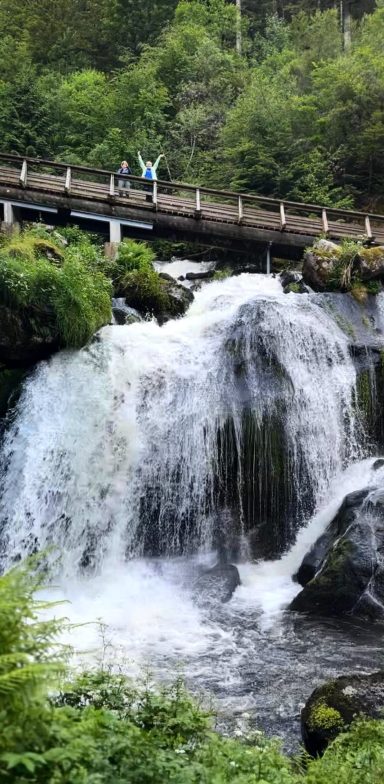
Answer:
[0, 229, 112, 349]
[112, 239, 170, 315]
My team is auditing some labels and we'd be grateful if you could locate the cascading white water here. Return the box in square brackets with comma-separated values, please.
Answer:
[0, 274, 360, 573]
[1, 271, 382, 745]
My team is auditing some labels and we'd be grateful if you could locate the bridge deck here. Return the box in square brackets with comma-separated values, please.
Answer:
[0, 155, 383, 255]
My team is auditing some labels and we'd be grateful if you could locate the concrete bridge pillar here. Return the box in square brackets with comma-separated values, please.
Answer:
[109, 219, 122, 244]
[3, 201, 14, 224]
[1, 201, 20, 235]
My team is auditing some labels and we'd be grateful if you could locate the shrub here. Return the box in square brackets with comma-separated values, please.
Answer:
[0, 229, 112, 349]
[112, 239, 171, 315]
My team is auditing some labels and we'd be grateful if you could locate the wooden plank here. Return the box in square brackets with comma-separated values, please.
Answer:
[64, 167, 71, 195]
[322, 209, 329, 235]
[195, 188, 201, 218]
[20, 160, 27, 188]
[238, 195, 243, 224]
[365, 215, 373, 240]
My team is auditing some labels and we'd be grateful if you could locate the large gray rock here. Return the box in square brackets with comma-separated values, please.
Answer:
[302, 671, 384, 756]
[302, 251, 338, 292]
[291, 487, 384, 620]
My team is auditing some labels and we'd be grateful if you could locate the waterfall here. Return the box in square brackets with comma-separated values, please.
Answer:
[2, 269, 383, 745]
[0, 273, 360, 576]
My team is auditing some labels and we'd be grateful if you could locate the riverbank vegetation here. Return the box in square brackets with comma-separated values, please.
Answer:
[0, 562, 383, 783]
[0, 228, 111, 350]
[0, 1, 383, 210]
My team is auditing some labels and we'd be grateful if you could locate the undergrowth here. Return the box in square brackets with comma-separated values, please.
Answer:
[0, 562, 384, 782]
[0, 228, 111, 348]
[111, 239, 171, 315]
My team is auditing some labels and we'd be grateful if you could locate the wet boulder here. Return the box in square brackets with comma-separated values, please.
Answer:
[280, 270, 302, 289]
[112, 298, 142, 325]
[302, 671, 384, 756]
[157, 273, 194, 324]
[0, 304, 59, 367]
[291, 487, 384, 620]
[193, 562, 240, 604]
[185, 270, 215, 281]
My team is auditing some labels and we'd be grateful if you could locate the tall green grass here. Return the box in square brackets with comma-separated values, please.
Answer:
[0, 229, 112, 348]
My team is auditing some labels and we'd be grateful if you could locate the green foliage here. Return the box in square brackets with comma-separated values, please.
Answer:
[213, 266, 232, 280]
[0, 229, 112, 348]
[110, 239, 171, 315]
[0, 0, 381, 208]
[307, 702, 344, 732]
[0, 563, 67, 724]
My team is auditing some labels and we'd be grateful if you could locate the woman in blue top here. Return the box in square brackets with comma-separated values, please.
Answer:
[138, 152, 165, 182]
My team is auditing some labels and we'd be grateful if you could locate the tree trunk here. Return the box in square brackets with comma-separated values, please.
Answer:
[340, 0, 352, 50]
[236, 0, 242, 55]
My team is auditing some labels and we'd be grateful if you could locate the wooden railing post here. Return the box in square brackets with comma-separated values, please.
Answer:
[322, 208, 329, 235]
[195, 187, 201, 217]
[109, 174, 115, 197]
[280, 202, 286, 230]
[64, 167, 71, 195]
[238, 195, 243, 224]
[20, 159, 27, 188]
[152, 180, 158, 208]
[365, 215, 373, 240]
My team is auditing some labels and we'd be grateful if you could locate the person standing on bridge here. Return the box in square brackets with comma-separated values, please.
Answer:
[117, 160, 132, 196]
[138, 151, 164, 200]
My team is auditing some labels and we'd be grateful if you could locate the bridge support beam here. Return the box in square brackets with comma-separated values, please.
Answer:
[1, 201, 20, 235]
[109, 219, 122, 244]
[266, 242, 272, 275]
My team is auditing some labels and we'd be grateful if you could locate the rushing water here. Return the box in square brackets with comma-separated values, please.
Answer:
[1, 271, 384, 747]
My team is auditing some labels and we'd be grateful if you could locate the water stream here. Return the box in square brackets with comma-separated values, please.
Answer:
[1, 271, 384, 746]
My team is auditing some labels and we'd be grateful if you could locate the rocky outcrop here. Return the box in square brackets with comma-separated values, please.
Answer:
[291, 487, 384, 620]
[302, 671, 384, 756]
[303, 240, 384, 293]
[0, 304, 59, 367]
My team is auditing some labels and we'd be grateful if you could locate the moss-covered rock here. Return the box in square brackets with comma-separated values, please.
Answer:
[291, 487, 384, 620]
[303, 239, 384, 294]
[111, 240, 193, 323]
[302, 671, 384, 756]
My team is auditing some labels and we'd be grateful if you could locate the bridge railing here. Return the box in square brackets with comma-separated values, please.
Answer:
[0, 152, 383, 240]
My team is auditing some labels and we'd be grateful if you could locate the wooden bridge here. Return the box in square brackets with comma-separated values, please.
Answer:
[0, 153, 383, 260]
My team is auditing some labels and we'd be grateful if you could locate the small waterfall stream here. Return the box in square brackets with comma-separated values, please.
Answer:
[1, 271, 384, 745]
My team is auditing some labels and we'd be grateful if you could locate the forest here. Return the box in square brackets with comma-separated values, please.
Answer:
[0, 0, 383, 209]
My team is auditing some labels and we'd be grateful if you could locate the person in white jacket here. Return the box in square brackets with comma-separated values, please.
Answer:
[137, 151, 164, 183]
